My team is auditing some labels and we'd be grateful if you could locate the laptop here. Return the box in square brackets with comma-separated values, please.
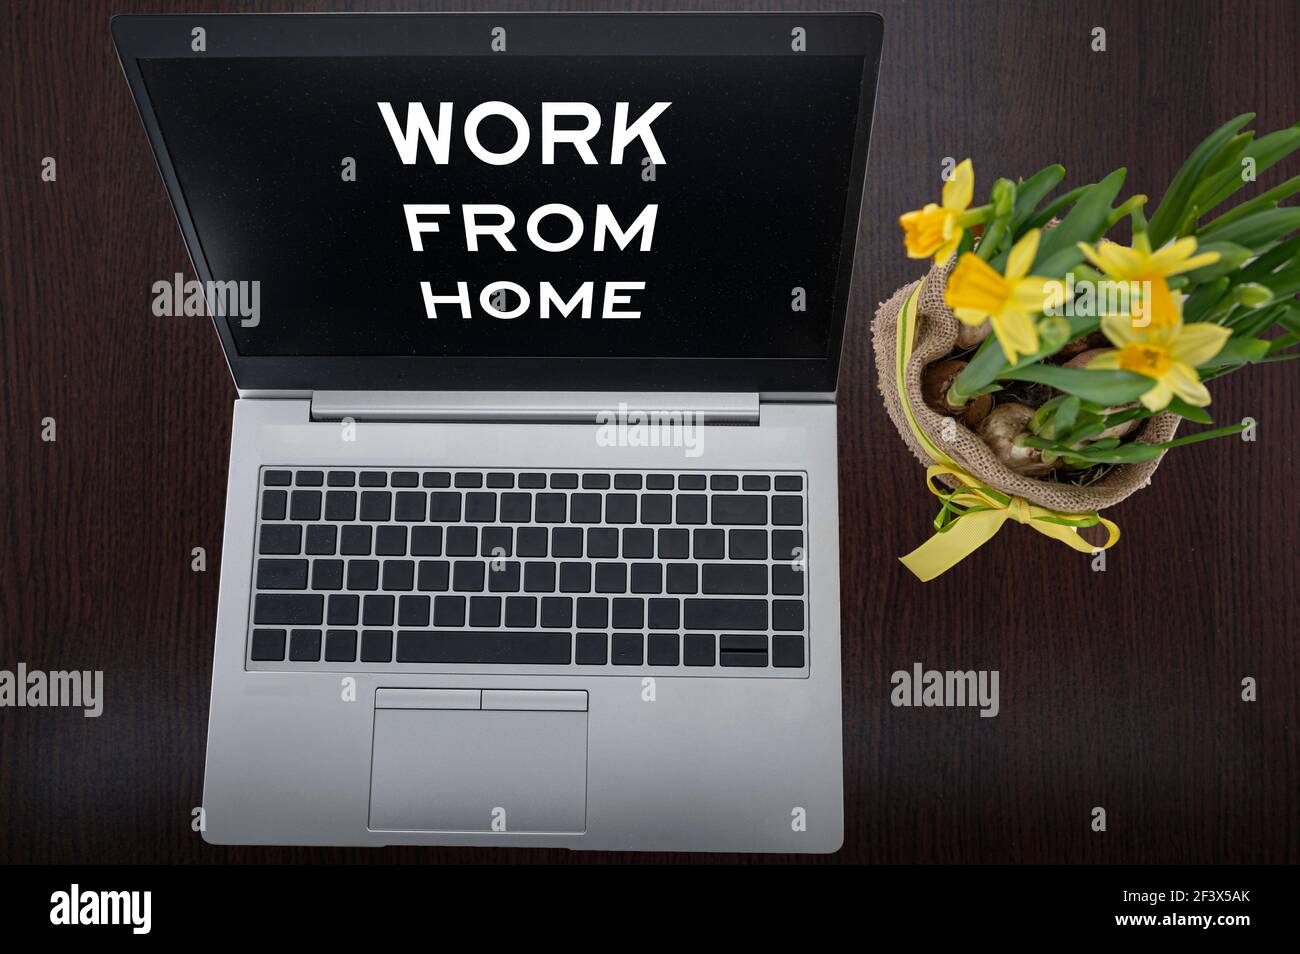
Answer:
[113, 11, 882, 852]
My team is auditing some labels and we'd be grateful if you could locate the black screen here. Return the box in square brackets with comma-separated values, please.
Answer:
[140, 54, 866, 360]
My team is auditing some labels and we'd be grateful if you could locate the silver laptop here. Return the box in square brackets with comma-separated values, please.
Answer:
[113, 11, 883, 852]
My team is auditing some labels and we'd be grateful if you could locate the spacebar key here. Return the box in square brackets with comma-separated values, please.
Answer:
[397, 631, 572, 665]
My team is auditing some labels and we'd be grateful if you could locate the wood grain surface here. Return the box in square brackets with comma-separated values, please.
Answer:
[1, 0, 1296, 864]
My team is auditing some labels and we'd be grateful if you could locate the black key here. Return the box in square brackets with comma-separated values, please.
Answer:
[550, 473, 578, 489]
[481, 527, 513, 558]
[605, 494, 637, 523]
[500, 493, 532, 522]
[702, 564, 767, 595]
[360, 630, 392, 662]
[631, 563, 662, 594]
[710, 475, 738, 491]
[488, 561, 521, 592]
[640, 494, 672, 524]
[576, 633, 608, 665]
[772, 635, 805, 668]
[417, 561, 450, 592]
[363, 595, 395, 626]
[535, 493, 566, 523]
[622, 528, 653, 559]
[254, 594, 322, 625]
[773, 496, 803, 526]
[347, 560, 379, 591]
[595, 562, 627, 593]
[612, 598, 643, 628]
[518, 473, 546, 489]
[397, 631, 572, 665]
[742, 475, 771, 491]
[398, 595, 430, 627]
[257, 558, 307, 590]
[394, 492, 427, 522]
[613, 474, 642, 490]
[325, 630, 357, 662]
[581, 473, 611, 490]
[259, 524, 301, 555]
[327, 471, 356, 487]
[250, 629, 286, 661]
[325, 490, 357, 521]
[290, 490, 322, 521]
[423, 472, 451, 488]
[433, 596, 466, 626]
[375, 525, 407, 556]
[454, 561, 486, 591]
[587, 528, 619, 558]
[517, 527, 548, 557]
[677, 475, 706, 490]
[540, 596, 573, 628]
[559, 562, 591, 593]
[775, 475, 803, 491]
[470, 596, 502, 627]
[487, 472, 514, 488]
[306, 524, 337, 555]
[666, 563, 698, 594]
[465, 492, 496, 522]
[612, 633, 644, 666]
[360, 471, 387, 487]
[693, 529, 724, 559]
[646, 474, 674, 489]
[772, 530, 804, 561]
[446, 526, 478, 556]
[263, 470, 291, 486]
[684, 599, 767, 630]
[289, 629, 322, 661]
[454, 473, 483, 488]
[311, 559, 344, 591]
[360, 491, 392, 522]
[505, 596, 537, 627]
[772, 565, 804, 596]
[657, 529, 689, 559]
[391, 472, 419, 488]
[261, 490, 287, 520]
[552, 527, 583, 558]
[648, 633, 680, 666]
[429, 492, 462, 522]
[570, 494, 602, 523]
[574, 597, 607, 628]
[684, 633, 715, 666]
[383, 560, 415, 591]
[675, 495, 707, 525]
[773, 600, 804, 631]
[411, 526, 442, 556]
[524, 562, 556, 593]
[730, 529, 768, 560]
[648, 598, 679, 629]
[295, 471, 324, 487]
[340, 525, 371, 555]
[328, 594, 359, 625]
[711, 495, 767, 525]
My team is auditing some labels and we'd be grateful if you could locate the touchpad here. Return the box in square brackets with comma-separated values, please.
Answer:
[369, 689, 587, 834]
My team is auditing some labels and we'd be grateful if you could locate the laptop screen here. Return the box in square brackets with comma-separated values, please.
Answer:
[116, 14, 882, 391]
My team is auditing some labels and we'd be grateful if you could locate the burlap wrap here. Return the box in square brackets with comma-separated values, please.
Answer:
[871, 258, 1180, 512]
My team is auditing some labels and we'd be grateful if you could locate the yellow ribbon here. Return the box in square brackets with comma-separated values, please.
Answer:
[893, 281, 1121, 581]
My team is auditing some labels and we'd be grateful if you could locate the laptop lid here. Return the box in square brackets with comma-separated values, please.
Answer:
[113, 13, 883, 394]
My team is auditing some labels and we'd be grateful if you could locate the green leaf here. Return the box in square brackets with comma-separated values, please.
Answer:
[1156, 422, 1249, 449]
[1149, 113, 1255, 246]
[1183, 277, 1230, 322]
[1181, 241, 1252, 284]
[1200, 207, 1300, 248]
[1031, 168, 1129, 275]
[1190, 124, 1300, 215]
[1023, 185, 1091, 231]
[1000, 365, 1152, 404]
[1234, 235, 1300, 284]
[1166, 396, 1214, 424]
[1201, 173, 1300, 232]
[1203, 337, 1271, 367]
[1009, 164, 1066, 234]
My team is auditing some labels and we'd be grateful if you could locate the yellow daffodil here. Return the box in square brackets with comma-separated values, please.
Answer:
[944, 229, 1051, 362]
[1076, 234, 1220, 329]
[1087, 311, 1231, 411]
[899, 159, 974, 264]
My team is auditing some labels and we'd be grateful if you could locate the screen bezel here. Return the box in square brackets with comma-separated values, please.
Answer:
[112, 12, 883, 393]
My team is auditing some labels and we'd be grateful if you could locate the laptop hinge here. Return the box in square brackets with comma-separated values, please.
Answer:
[309, 391, 761, 425]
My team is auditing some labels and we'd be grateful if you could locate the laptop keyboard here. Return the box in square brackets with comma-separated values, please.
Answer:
[246, 468, 808, 676]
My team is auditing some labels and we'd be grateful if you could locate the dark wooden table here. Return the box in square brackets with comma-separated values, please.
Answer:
[2, 0, 1296, 864]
